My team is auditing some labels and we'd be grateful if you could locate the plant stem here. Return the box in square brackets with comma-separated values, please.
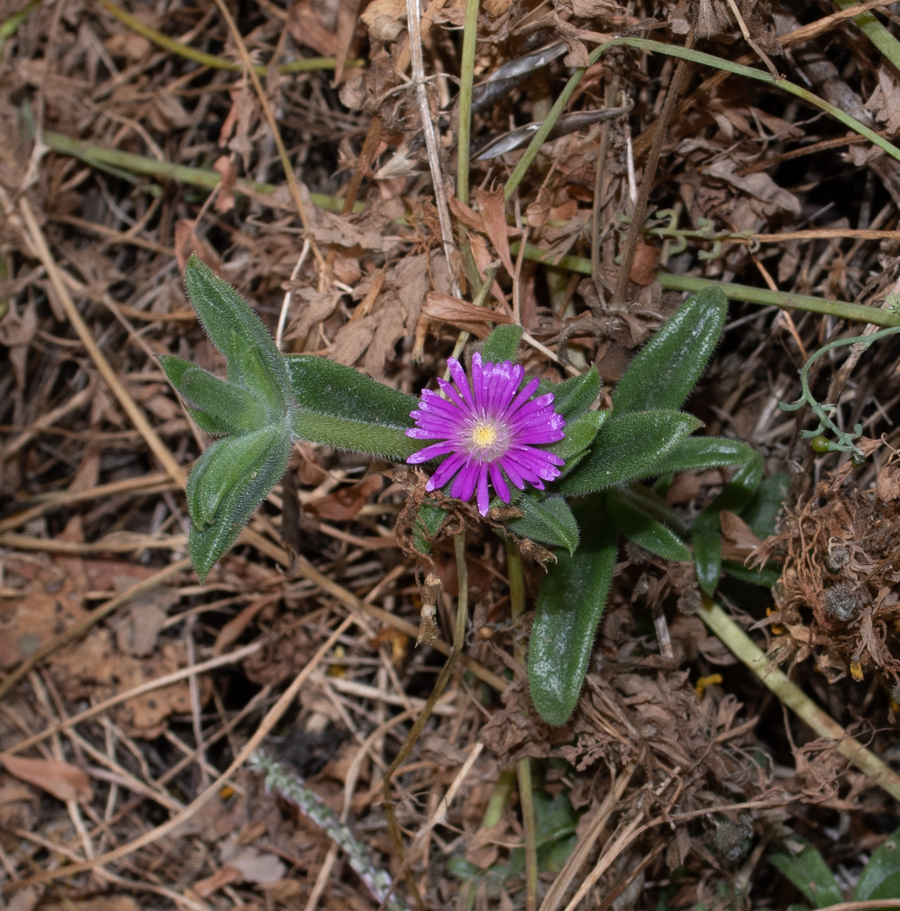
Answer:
[512, 242, 900, 328]
[503, 36, 900, 204]
[832, 0, 900, 70]
[456, 0, 480, 207]
[699, 600, 900, 802]
[382, 532, 470, 911]
[97, 0, 359, 74]
[505, 538, 538, 911]
[41, 129, 349, 213]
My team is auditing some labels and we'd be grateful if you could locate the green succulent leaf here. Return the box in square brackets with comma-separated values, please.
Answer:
[546, 366, 602, 420]
[284, 355, 417, 430]
[607, 488, 691, 562]
[770, 843, 844, 908]
[291, 410, 419, 461]
[528, 496, 617, 725]
[160, 357, 267, 435]
[186, 426, 284, 530]
[612, 287, 727, 414]
[722, 559, 781, 587]
[509, 494, 579, 554]
[868, 873, 900, 901]
[740, 471, 790, 538]
[610, 482, 687, 536]
[693, 527, 723, 596]
[550, 410, 607, 462]
[854, 826, 900, 901]
[232, 340, 289, 414]
[561, 411, 702, 496]
[480, 324, 524, 363]
[184, 255, 289, 391]
[187, 429, 292, 582]
[646, 436, 756, 475]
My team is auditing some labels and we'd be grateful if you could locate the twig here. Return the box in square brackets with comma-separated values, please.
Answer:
[404, 0, 462, 298]
[97, 0, 356, 74]
[506, 539, 538, 911]
[1, 614, 354, 894]
[210, 0, 325, 270]
[698, 601, 900, 802]
[382, 532, 470, 911]
[19, 197, 187, 486]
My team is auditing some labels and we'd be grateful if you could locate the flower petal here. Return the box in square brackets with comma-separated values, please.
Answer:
[476, 466, 491, 516]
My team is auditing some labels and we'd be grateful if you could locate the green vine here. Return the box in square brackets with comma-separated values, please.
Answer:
[779, 324, 900, 459]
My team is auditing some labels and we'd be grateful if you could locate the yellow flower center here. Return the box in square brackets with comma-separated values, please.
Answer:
[470, 422, 498, 450]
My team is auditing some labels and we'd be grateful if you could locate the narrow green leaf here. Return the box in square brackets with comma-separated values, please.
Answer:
[291, 411, 419, 460]
[158, 354, 193, 389]
[232, 342, 289, 414]
[550, 410, 607, 462]
[607, 489, 691, 562]
[610, 483, 687, 536]
[612, 287, 727, 414]
[509, 495, 579, 554]
[771, 845, 844, 908]
[284, 355, 417, 429]
[649, 437, 756, 475]
[186, 426, 283, 530]
[188, 432, 292, 583]
[547, 366, 601, 420]
[184, 255, 289, 394]
[722, 560, 781, 587]
[692, 453, 763, 595]
[693, 527, 722, 596]
[480, 324, 523, 363]
[528, 497, 617, 725]
[161, 358, 268, 435]
[867, 872, 900, 901]
[561, 411, 702, 496]
[740, 471, 790, 538]
[854, 827, 900, 901]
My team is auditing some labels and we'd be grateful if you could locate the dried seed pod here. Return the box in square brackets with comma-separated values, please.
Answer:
[822, 582, 866, 622]
[677, 589, 702, 616]
[890, 680, 900, 705]
[714, 816, 753, 861]
[826, 537, 850, 572]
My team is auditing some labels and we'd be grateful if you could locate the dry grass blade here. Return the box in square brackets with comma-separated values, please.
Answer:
[1, 614, 354, 894]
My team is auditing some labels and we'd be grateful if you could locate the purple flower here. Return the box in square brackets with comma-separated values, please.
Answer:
[406, 352, 566, 516]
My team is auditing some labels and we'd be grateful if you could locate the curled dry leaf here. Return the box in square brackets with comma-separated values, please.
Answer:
[422, 291, 514, 338]
[2, 755, 92, 804]
[306, 474, 383, 520]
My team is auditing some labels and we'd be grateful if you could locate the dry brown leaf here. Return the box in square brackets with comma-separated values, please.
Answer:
[422, 291, 513, 338]
[720, 510, 763, 561]
[876, 461, 900, 501]
[193, 866, 242, 898]
[41, 899, 140, 911]
[2, 755, 92, 804]
[288, 0, 338, 55]
[213, 156, 238, 212]
[214, 595, 278, 655]
[629, 242, 660, 286]
[474, 185, 515, 278]
[306, 475, 382, 520]
[174, 220, 223, 275]
[525, 187, 553, 228]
